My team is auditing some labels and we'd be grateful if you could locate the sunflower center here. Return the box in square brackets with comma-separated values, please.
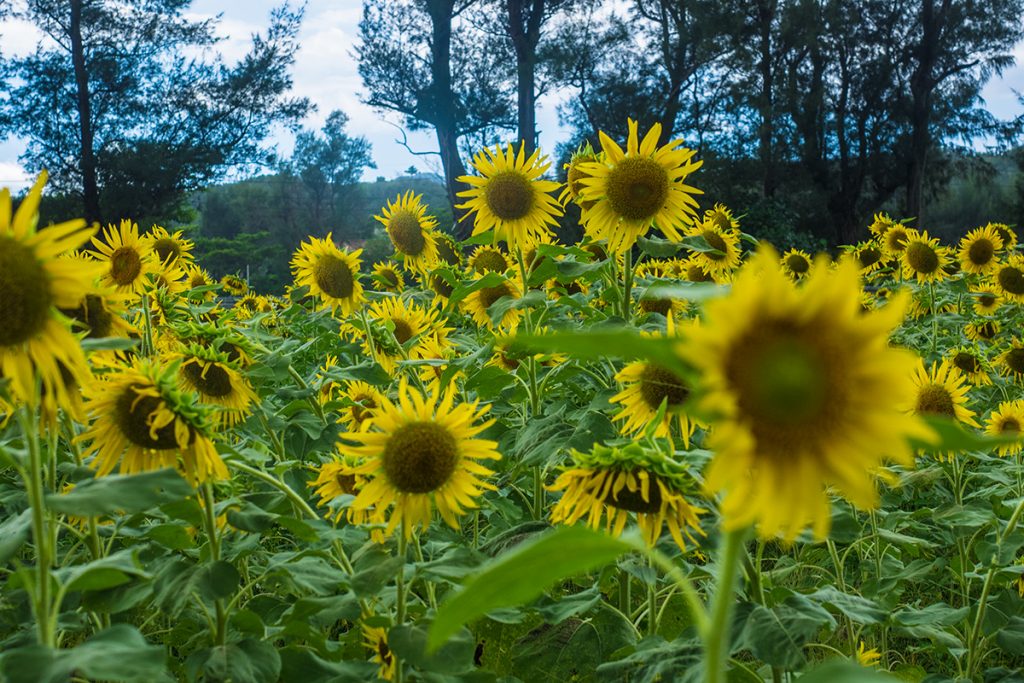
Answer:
[484, 171, 534, 221]
[976, 322, 998, 339]
[916, 384, 956, 417]
[182, 359, 234, 398]
[979, 293, 997, 308]
[1001, 418, 1021, 434]
[968, 238, 994, 265]
[153, 238, 181, 264]
[388, 211, 426, 256]
[605, 157, 669, 221]
[382, 421, 459, 494]
[953, 352, 979, 374]
[905, 241, 939, 274]
[887, 230, 909, 251]
[0, 236, 52, 347]
[639, 297, 672, 315]
[479, 283, 512, 309]
[998, 266, 1024, 295]
[994, 226, 1014, 247]
[639, 365, 689, 410]
[313, 255, 355, 299]
[472, 249, 509, 274]
[64, 294, 114, 339]
[335, 472, 357, 495]
[686, 264, 711, 282]
[431, 274, 454, 298]
[1005, 348, 1024, 374]
[378, 268, 400, 288]
[702, 230, 728, 261]
[115, 386, 183, 449]
[785, 254, 810, 274]
[603, 475, 663, 514]
[351, 395, 377, 424]
[110, 246, 143, 285]
[436, 236, 460, 265]
[858, 246, 881, 268]
[391, 319, 413, 344]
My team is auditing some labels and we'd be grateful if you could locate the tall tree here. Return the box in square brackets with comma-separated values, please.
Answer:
[0, 0, 310, 224]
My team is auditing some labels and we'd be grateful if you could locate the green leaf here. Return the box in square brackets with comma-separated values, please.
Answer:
[389, 623, 476, 675]
[740, 593, 836, 669]
[278, 647, 378, 683]
[637, 234, 684, 258]
[196, 560, 241, 601]
[642, 281, 729, 303]
[910, 416, 1020, 453]
[807, 587, 886, 624]
[509, 329, 692, 380]
[186, 639, 281, 683]
[427, 526, 635, 650]
[796, 660, 901, 682]
[45, 468, 193, 516]
[59, 549, 150, 593]
[0, 509, 32, 564]
[80, 337, 139, 352]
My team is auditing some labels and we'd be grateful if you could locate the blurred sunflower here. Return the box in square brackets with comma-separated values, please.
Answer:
[997, 339, 1024, 382]
[881, 223, 912, 258]
[80, 358, 227, 484]
[965, 319, 1000, 343]
[680, 255, 715, 283]
[635, 288, 682, 318]
[576, 119, 702, 254]
[291, 234, 365, 315]
[683, 219, 742, 281]
[549, 443, 705, 551]
[682, 247, 930, 541]
[172, 344, 257, 427]
[342, 380, 501, 539]
[856, 642, 882, 668]
[958, 225, 1003, 275]
[145, 226, 194, 268]
[60, 290, 133, 341]
[989, 222, 1018, 252]
[780, 249, 813, 280]
[0, 172, 100, 407]
[362, 623, 396, 682]
[993, 255, 1024, 303]
[901, 231, 949, 283]
[986, 400, 1024, 456]
[850, 241, 886, 275]
[468, 245, 510, 274]
[310, 458, 385, 536]
[910, 359, 979, 428]
[434, 232, 463, 267]
[462, 275, 522, 330]
[337, 380, 386, 432]
[220, 274, 248, 296]
[457, 142, 562, 251]
[92, 219, 156, 297]
[371, 262, 405, 293]
[375, 191, 439, 273]
[971, 284, 1002, 316]
[946, 347, 991, 386]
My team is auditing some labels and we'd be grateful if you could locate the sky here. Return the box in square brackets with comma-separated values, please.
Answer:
[0, 0, 1022, 191]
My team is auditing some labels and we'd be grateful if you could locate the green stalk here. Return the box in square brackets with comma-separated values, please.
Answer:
[622, 248, 634, 322]
[647, 555, 658, 636]
[704, 529, 747, 683]
[18, 402, 55, 647]
[394, 524, 409, 683]
[867, 511, 888, 666]
[200, 483, 227, 647]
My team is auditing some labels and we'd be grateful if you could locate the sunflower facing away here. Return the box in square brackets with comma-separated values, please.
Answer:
[576, 119, 703, 254]
[375, 191, 440, 273]
[986, 401, 1024, 457]
[457, 142, 563, 251]
[171, 344, 257, 427]
[548, 443, 705, 551]
[291, 234, 365, 315]
[91, 219, 156, 297]
[341, 380, 501, 540]
[958, 224, 1003, 275]
[681, 247, 931, 541]
[0, 172, 100, 407]
[80, 358, 227, 484]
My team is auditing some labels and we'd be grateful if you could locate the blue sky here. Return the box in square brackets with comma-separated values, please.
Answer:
[0, 0, 1021, 190]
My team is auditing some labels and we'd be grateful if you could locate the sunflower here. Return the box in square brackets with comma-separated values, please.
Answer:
[184, 265, 218, 301]
[371, 262, 405, 293]
[91, 219, 156, 297]
[901, 231, 949, 283]
[549, 443, 705, 551]
[60, 290, 133, 341]
[220, 274, 248, 297]
[856, 642, 882, 669]
[348, 296, 447, 374]
[611, 361, 696, 445]
[868, 212, 898, 238]
[310, 459, 385, 537]
[680, 255, 715, 283]
[971, 284, 1002, 316]
[560, 141, 601, 208]
[850, 241, 886, 275]
[434, 232, 463, 267]
[997, 339, 1024, 382]
[681, 247, 930, 541]
[411, 333, 460, 390]
[375, 192, 439, 273]
[172, 345, 257, 427]
[80, 358, 227, 484]
[986, 401, 1024, 456]
[291, 234, 365, 315]
[341, 380, 501, 539]
[337, 380, 387, 432]
[946, 346, 991, 386]
[906, 295, 956, 320]
[683, 219, 742, 281]
[145, 226, 194, 268]
[780, 249, 813, 280]
[462, 274, 522, 330]
[910, 359, 979, 428]
[457, 142, 563, 251]
[989, 222, 1018, 252]
[468, 245, 510, 275]
[703, 203, 740, 233]
[315, 354, 343, 405]
[427, 269, 456, 304]
[965, 319, 1000, 343]
[958, 225, 1003, 275]
[576, 119, 702, 254]
[881, 224, 912, 258]
[0, 173, 100, 408]
[993, 255, 1024, 303]
[362, 623, 396, 681]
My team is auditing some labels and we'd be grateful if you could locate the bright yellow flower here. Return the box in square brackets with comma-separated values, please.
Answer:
[375, 191, 440, 274]
[290, 234, 365, 316]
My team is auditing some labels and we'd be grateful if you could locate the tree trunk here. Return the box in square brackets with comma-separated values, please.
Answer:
[507, 0, 542, 153]
[907, 0, 940, 222]
[69, 0, 101, 224]
[755, 0, 776, 198]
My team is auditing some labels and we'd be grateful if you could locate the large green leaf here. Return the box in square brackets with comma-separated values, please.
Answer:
[796, 660, 901, 682]
[45, 468, 193, 516]
[509, 329, 692, 379]
[58, 549, 150, 593]
[185, 639, 281, 683]
[427, 526, 636, 650]
[0, 509, 32, 564]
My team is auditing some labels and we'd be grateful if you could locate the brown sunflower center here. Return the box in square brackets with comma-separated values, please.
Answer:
[994, 226, 1014, 248]
[916, 384, 956, 417]
[153, 238, 181, 264]
[702, 230, 728, 261]
[605, 157, 669, 221]
[472, 249, 509, 274]
[479, 283, 513, 309]
[484, 171, 534, 221]
[388, 210, 427, 256]
[1000, 418, 1021, 434]
[190, 273, 209, 288]
[431, 274, 454, 298]
[603, 474, 663, 514]
[998, 266, 1024, 295]
[182, 359, 234, 398]
[115, 385, 183, 449]
[313, 255, 355, 299]
[391, 319, 414, 344]
[967, 238, 995, 266]
[0, 236, 52, 347]
[435, 236, 461, 265]
[335, 471, 357, 495]
[62, 294, 114, 339]
[351, 395, 377, 424]
[378, 268, 400, 288]
[979, 293, 997, 308]
[952, 352, 979, 374]
[382, 421, 459, 494]
[887, 230, 909, 251]
[858, 246, 882, 268]
[639, 296, 672, 315]
[785, 254, 810, 274]
[1004, 348, 1024, 375]
[686, 264, 711, 282]
[110, 246, 143, 286]
[905, 241, 939, 274]
[639, 365, 689, 410]
[974, 322, 998, 340]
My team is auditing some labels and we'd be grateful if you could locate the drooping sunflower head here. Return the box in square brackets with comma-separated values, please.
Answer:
[901, 230, 949, 283]
[682, 247, 931, 541]
[965, 319, 1000, 343]
[946, 346, 991, 386]
[220, 274, 248, 297]
[171, 344, 257, 427]
[780, 249, 813, 280]
[958, 225, 1003, 274]
[468, 245, 511, 275]
[910, 359, 979, 429]
[457, 142, 563, 251]
[548, 442, 705, 551]
[971, 284, 1002, 316]
[993, 254, 1024, 303]
[80, 358, 227, 484]
[576, 119, 702, 254]
[986, 400, 1024, 457]
[462, 274, 522, 330]
[291, 234, 365, 315]
[342, 380, 501, 539]
[998, 339, 1024, 382]
[145, 225, 195, 268]
[371, 262, 405, 293]
[375, 191, 439, 272]
[427, 269, 456, 303]
[91, 219, 157, 297]
[59, 290, 133, 341]
[362, 622, 397, 682]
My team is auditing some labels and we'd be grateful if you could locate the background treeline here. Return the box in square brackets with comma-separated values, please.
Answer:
[2, 0, 1024, 292]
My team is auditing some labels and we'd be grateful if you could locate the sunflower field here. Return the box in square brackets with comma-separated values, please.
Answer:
[2, 120, 1024, 683]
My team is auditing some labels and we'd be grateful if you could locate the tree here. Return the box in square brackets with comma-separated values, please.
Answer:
[0, 0, 311, 225]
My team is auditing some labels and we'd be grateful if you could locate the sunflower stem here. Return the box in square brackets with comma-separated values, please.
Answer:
[647, 555, 658, 636]
[826, 538, 857, 654]
[200, 482, 227, 647]
[622, 248, 634, 322]
[618, 566, 631, 615]
[287, 364, 325, 423]
[928, 280, 938, 355]
[703, 528, 747, 683]
[867, 510, 888, 667]
[141, 292, 155, 357]
[18, 400, 56, 647]
[394, 524, 409, 683]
